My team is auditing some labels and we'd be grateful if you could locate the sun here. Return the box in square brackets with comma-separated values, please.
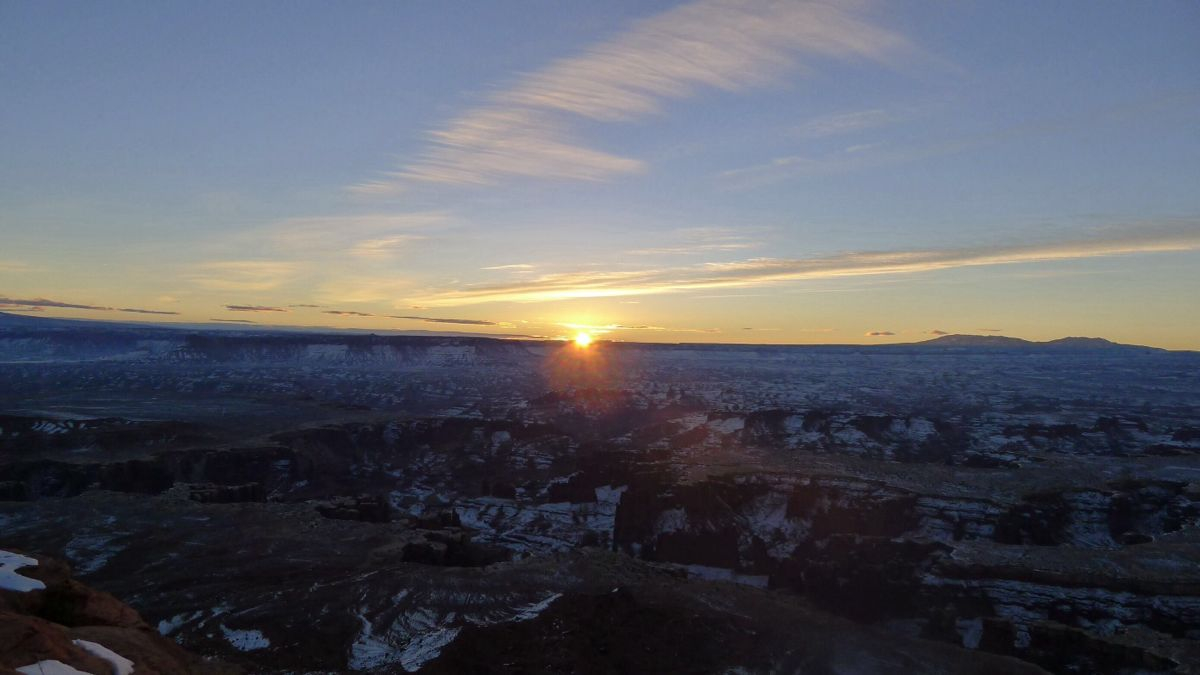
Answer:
[573, 331, 593, 348]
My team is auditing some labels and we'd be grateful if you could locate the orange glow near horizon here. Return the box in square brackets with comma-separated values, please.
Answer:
[544, 329, 615, 393]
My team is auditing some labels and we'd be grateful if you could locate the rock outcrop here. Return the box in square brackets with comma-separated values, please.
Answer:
[0, 548, 236, 674]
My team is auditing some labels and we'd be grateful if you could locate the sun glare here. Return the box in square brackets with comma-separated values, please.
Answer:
[574, 331, 593, 348]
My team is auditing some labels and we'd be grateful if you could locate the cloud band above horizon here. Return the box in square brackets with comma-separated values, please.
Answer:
[352, 0, 911, 192]
[408, 224, 1200, 306]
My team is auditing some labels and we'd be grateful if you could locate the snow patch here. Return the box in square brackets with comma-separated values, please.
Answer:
[707, 416, 745, 434]
[594, 485, 627, 504]
[157, 610, 203, 636]
[349, 606, 462, 673]
[512, 592, 562, 621]
[349, 610, 396, 671]
[73, 639, 134, 675]
[0, 549, 45, 592]
[399, 626, 461, 672]
[16, 660, 90, 675]
[955, 618, 983, 649]
[220, 624, 270, 651]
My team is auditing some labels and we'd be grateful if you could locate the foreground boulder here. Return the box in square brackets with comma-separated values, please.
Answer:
[0, 548, 236, 675]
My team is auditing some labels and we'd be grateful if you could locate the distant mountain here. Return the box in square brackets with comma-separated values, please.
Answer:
[917, 334, 1031, 348]
[1042, 336, 1132, 349]
[914, 334, 1164, 352]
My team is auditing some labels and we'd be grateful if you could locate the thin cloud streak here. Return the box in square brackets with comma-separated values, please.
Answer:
[724, 90, 1200, 189]
[561, 321, 720, 335]
[225, 305, 289, 313]
[387, 315, 497, 326]
[119, 308, 180, 315]
[348, 234, 425, 258]
[409, 225, 1200, 306]
[353, 0, 912, 191]
[627, 227, 762, 256]
[189, 261, 298, 292]
[794, 108, 894, 138]
[268, 212, 448, 252]
[629, 242, 757, 255]
[0, 296, 111, 311]
[0, 296, 179, 315]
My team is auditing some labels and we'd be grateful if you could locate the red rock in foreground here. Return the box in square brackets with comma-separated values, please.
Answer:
[0, 549, 236, 675]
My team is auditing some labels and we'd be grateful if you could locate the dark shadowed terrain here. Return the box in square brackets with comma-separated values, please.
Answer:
[2, 312, 1199, 674]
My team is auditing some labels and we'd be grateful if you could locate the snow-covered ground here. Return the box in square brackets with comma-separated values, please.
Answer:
[0, 549, 45, 592]
[16, 660, 91, 675]
[220, 624, 271, 651]
[348, 589, 565, 672]
[73, 639, 135, 675]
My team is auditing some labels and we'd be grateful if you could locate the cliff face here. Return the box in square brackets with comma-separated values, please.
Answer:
[612, 471, 1200, 673]
[4, 414, 1200, 672]
[0, 323, 542, 367]
[0, 549, 237, 675]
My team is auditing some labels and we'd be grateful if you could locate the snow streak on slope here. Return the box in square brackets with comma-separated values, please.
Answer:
[0, 549, 45, 592]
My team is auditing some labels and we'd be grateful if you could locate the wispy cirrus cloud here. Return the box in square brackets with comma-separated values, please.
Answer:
[562, 322, 665, 333]
[408, 223, 1200, 307]
[725, 91, 1200, 189]
[352, 0, 913, 192]
[627, 227, 761, 256]
[482, 263, 535, 271]
[225, 305, 288, 313]
[794, 108, 895, 139]
[267, 212, 448, 252]
[190, 214, 442, 298]
[315, 277, 414, 305]
[562, 321, 719, 335]
[189, 261, 298, 292]
[348, 234, 425, 258]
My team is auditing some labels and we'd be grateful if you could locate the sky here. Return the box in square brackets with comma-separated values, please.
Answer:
[2, 0, 1199, 348]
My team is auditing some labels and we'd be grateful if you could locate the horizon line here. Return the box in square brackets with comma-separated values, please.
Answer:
[0, 311, 1190, 353]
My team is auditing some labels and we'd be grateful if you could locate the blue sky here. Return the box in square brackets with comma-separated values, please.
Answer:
[2, 0, 1198, 347]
